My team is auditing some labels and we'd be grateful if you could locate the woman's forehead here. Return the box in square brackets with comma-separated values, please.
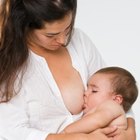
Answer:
[42, 13, 72, 33]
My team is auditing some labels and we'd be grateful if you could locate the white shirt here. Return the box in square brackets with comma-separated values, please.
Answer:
[0, 28, 133, 140]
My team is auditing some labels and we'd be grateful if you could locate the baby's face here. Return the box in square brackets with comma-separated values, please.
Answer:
[83, 73, 114, 114]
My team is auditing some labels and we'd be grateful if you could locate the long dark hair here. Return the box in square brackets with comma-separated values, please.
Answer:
[0, 0, 77, 102]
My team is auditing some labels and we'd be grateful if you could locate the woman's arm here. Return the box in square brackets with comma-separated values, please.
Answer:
[128, 118, 136, 140]
[126, 118, 136, 140]
[47, 127, 117, 140]
[113, 118, 136, 140]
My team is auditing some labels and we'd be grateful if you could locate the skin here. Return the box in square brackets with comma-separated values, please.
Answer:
[47, 127, 117, 140]
[83, 73, 115, 113]
[84, 73, 136, 139]
[27, 13, 135, 140]
[29, 15, 71, 51]
[84, 73, 127, 129]
[62, 73, 127, 133]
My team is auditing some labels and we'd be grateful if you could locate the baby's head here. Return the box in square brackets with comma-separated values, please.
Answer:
[84, 67, 138, 113]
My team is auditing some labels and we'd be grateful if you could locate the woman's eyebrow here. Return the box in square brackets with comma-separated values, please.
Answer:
[46, 24, 71, 36]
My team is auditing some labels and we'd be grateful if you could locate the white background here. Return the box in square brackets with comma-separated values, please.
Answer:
[76, 0, 140, 139]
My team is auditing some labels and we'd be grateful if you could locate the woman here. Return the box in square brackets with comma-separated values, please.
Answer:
[0, 0, 135, 140]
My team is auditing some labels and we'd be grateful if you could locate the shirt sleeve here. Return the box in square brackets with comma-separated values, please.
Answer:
[75, 28, 106, 78]
[0, 102, 48, 140]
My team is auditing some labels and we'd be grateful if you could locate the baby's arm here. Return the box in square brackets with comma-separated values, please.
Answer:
[63, 100, 126, 134]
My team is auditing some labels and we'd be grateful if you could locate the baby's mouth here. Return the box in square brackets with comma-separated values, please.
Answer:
[82, 103, 87, 110]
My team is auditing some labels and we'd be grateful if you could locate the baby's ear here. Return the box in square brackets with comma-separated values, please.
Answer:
[112, 94, 123, 104]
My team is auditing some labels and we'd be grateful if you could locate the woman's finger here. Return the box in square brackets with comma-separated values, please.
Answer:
[101, 126, 118, 135]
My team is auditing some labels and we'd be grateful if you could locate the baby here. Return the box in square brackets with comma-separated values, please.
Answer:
[63, 66, 138, 133]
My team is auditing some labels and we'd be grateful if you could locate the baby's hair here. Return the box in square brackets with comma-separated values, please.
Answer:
[95, 66, 138, 112]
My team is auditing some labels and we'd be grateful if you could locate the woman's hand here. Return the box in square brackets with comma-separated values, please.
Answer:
[89, 126, 118, 140]
[113, 118, 136, 140]
[90, 118, 136, 140]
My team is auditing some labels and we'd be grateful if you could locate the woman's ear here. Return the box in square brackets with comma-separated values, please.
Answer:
[112, 94, 123, 104]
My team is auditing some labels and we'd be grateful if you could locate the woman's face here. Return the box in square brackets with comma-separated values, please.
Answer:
[29, 13, 72, 51]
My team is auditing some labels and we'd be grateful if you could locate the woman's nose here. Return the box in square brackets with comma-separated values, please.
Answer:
[55, 33, 66, 45]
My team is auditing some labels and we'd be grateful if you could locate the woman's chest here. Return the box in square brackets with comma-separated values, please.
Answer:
[27, 48, 88, 116]
[45, 52, 85, 115]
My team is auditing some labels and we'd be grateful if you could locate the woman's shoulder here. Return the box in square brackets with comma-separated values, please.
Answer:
[70, 28, 94, 47]
[72, 28, 90, 40]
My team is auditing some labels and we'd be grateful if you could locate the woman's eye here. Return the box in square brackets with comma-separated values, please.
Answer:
[46, 35, 54, 38]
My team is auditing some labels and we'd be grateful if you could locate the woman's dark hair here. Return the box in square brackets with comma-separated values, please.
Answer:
[95, 66, 138, 112]
[0, 0, 77, 102]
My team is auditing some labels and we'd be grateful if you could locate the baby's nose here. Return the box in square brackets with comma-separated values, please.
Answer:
[84, 90, 90, 97]
[84, 91, 89, 103]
